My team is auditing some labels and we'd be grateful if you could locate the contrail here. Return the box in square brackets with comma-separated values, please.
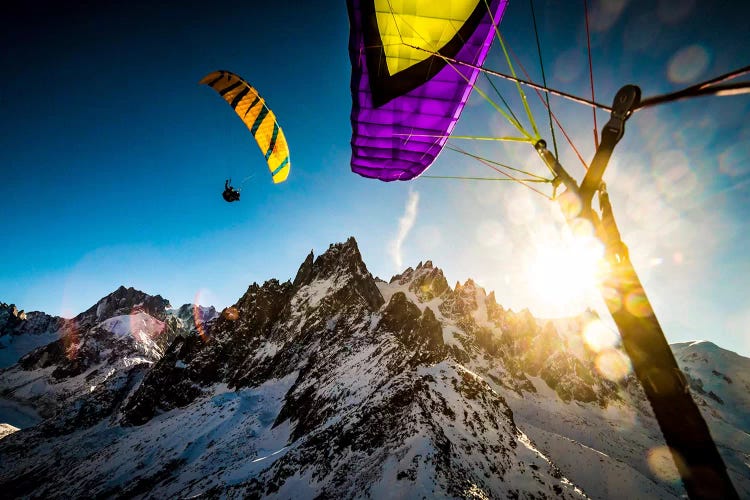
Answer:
[389, 190, 419, 269]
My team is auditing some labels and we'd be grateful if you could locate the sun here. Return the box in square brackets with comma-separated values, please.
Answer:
[525, 223, 604, 317]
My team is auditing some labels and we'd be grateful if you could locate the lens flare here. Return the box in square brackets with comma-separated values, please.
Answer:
[223, 306, 239, 321]
[583, 319, 619, 353]
[504, 188, 537, 225]
[624, 289, 652, 318]
[647, 446, 682, 483]
[667, 44, 710, 84]
[193, 290, 211, 342]
[556, 191, 582, 220]
[552, 48, 585, 83]
[62, 319, 80, 361]
[625, 186, 662, 223]
[589, 0, 628, 32]
[129, 305, 166, 342]
[476, 219, 508, 249]
[600, 285, 622, 313]
[525, 225, 604, 316]
[657, 0, 696, 24]
[595, 348, 632, 381]
[653, 151, 698, 200]
[568, 217, 595, 239]
[719, 142, 750, 177]
[672, 116, 715, 151]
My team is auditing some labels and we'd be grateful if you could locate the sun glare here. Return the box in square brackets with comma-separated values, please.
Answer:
[526, 224, 604, 317]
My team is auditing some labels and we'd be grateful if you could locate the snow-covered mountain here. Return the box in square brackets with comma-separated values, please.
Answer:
[0, 287, 214, 431]
[0, 301, 65, 369]
[0, 238, 748, 499]
[165, 303, 219, 339]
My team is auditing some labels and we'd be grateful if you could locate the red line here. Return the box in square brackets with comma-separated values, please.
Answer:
[584, 0, 599, 149]
[506, 44, 589, 170]
[449, 143, 552, 199]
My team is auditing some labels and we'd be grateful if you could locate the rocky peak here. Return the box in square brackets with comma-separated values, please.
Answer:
[170, 303, 218, 326]
[121, 239, 388, 426]
[122, 278, 300, 423]
[485, 291, 506, 325]
[7, 287, 176, 390]
[292, 237, 383, 311]
[1, 302, 25, 320]
[380, 292, 446, 366]
[390, 266, 414, 284]
[390, 260, 450, 303]
[292, 250, 314, 287]
[7, 239, 750, 499]
[1, 302, 64, 337]
[231, 279, 295, 338]
[1, 302, 26, 333]
[162, 304, 219, 345]
[439, 279, 485, 319]
[74, 286, 171, 328]
[295, 237, 363, 283]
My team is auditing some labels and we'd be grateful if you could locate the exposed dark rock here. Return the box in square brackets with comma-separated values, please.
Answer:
[40, 364, 151, 436]
[439, 279, 481, 319]
[3, 288, 180, 424]
[18, 334, 69, 371]
[0, 302, 65, 337]
[390, 260, 450, 302]
[301, 237, 384, 312]
[712, 369, 733, 384]
[121, 238, 386, 426]
[380, 292, 446, 366]
[121, 335, 206, 426]
[73, 285, 171, 328]
[6, 236, 726, 499]
[293, 251, 315, 288]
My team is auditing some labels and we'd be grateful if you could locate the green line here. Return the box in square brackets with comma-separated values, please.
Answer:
[395, 133, 534, 143]
[446, 144, 549, 180]
[484, 72, 522, 129]
[529, 0, 558, 157]
[448, 135, 535, 143]
[446, 59, 533, 140]
[484, 0, 541, 141]
[399, 40, 534, 140]
[422, 175, 550, 182]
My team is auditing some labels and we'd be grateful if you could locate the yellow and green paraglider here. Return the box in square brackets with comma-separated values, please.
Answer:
[200, 70, 291, 192]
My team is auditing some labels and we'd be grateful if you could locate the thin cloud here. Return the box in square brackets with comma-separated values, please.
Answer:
[389, 190, 420, 270]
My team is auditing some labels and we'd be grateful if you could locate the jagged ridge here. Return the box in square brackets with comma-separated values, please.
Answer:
[0, 237, 748, 499]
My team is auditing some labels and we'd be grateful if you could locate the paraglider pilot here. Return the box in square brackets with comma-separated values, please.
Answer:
[222, 179, 240, 202]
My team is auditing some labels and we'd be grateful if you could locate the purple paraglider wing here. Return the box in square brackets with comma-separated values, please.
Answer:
[348, 0, 509, 181]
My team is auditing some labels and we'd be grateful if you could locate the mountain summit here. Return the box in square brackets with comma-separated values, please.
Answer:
[1, 238, 748, 498]
[74, 285, 172, 327]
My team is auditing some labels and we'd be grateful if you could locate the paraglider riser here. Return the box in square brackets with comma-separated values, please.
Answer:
[538, 84, 739, 500]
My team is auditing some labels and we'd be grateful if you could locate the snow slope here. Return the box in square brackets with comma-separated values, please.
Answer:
[1, 239, 748, 498]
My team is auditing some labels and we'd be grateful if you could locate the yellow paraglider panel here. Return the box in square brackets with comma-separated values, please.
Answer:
[200, 70, 290, 184]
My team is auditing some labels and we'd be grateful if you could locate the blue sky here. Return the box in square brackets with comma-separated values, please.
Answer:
[2, 1, 749, 356]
